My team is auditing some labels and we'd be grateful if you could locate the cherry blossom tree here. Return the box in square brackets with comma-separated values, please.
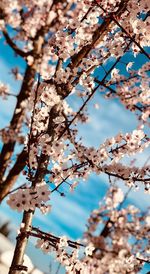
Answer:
[0, 0, 149, 273]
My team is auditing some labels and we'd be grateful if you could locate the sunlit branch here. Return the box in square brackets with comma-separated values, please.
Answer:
[95, 1, 150, 60]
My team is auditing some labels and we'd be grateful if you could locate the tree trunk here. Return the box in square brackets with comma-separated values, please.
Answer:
[0, 149, 27, 202]
[8, 211, 33, 274]
[0, 65, 35, 183]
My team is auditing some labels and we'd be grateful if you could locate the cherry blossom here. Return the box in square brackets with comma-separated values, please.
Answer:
[7, 182, 51, 213]
[82, 186, 150, 273]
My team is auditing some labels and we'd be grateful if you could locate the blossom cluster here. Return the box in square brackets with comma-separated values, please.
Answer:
[35, 230, 95, 274]
[7, 182, 51, 214]
[47, 128, 150, 191]
[82, 186, 150, 273]
[106, 62, 150, 122]
[0, 81, 10, 99]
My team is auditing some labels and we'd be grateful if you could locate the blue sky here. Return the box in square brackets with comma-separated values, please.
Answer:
[0, 34, 150, 273]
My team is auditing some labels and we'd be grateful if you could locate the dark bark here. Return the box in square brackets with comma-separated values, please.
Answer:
[0, 149, 27, 202]
[0, 65, 35, 183]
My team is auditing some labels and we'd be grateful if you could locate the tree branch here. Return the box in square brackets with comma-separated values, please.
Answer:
[3, 29, 31, 57]
[0, 149, 27, 202]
